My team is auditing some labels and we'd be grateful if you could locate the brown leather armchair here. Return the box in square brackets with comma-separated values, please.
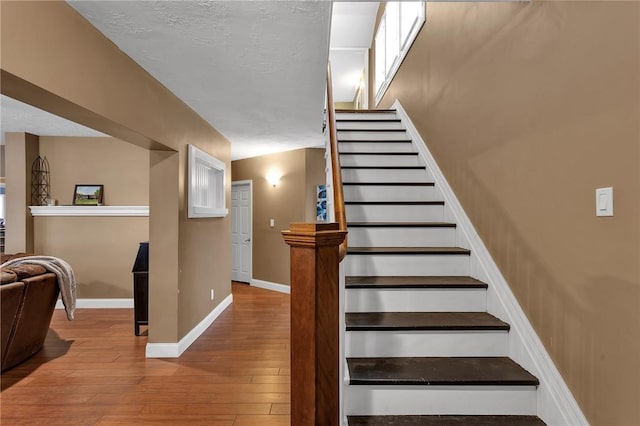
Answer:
[1, 254, 60, 371]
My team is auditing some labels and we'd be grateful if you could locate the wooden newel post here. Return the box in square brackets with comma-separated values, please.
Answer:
[282, 222, 347, 426]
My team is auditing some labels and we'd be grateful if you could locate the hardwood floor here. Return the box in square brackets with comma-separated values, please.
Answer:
[1, 282, 291, 425]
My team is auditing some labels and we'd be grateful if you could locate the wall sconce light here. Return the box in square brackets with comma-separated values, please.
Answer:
[266, 170, 282, 187]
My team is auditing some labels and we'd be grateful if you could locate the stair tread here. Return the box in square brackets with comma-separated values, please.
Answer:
[336, 109, 397, 113]
[345, 201, 444, 205]
[341, 152, 418, 155]
[348, 247, 471, 255]
[347, 357, 539, 386]
[338, 118, 402, 122]
[341, 166, 426, 170]
[348, 222, 456, 228]
[346, 312, 509, 331]
[345, 276, 488, 289]
[339, 139, 412, 143]
[339, 129, 407, 132]
[347, 415, 546, 426]
[343, 182, 433, 186]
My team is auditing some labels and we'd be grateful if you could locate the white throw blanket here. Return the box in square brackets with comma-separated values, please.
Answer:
[1, 256, 76, 320]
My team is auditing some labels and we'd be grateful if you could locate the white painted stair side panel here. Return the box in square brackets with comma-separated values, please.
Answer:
[344, 253, 470, 277]
[337, 121, 405, 130]
[346, 330, 509, 357]
[345, 203, 444, 222]
[338, 130, 409, 141]
[341, 168, 433, 183]
[343, 185, 442, 202]
[348, 226, 456, 247]
[344, 385, 538, 416]
[336, 112, 398, 121]
[340, 154, 423, 167]
[345, 288, 486, 313]
[339, 141, 415, 153]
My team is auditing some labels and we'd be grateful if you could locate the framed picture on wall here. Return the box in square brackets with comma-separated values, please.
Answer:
[72, 184, 104, 206]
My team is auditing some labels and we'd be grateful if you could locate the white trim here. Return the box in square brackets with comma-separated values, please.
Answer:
[55, 298, 133, 309]
[250, 278, 290, 294]
[374, 3, 426, 106]
[145, 293, 233, 358]
[394, 100, 588, 426]
[231, 180, 253, 283]
[188, 144, 228, 218]
[29, 205, 148, 217]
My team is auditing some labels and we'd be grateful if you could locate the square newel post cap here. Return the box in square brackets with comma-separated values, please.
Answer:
[282, 222, 347, 248]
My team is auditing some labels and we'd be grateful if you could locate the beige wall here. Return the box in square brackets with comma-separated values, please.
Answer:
[232, 148, 326, 286]
[1, 145, 5, 177]
[1, 2, 231, 344]
[373, 2, 640, 425]
[39, 136, 149, 206]
[34, 217, 148, 298]
[30, 136, 150, 298]
[4, 133, 39, 253]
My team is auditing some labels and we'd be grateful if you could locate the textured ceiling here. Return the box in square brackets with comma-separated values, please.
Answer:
[68, 1, 332, 160]
[0, 95, 106, 144]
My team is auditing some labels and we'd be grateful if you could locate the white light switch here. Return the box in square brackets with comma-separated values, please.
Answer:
[270, 218, 275, 227]
[595, 187, 613, 217]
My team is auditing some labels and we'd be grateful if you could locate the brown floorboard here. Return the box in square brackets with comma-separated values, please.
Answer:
[1, 282, 291, 425]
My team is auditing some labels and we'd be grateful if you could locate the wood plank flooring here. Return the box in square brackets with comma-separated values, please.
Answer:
[1, 282, 291, 425]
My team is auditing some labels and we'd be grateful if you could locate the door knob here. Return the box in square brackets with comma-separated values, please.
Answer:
[244, 238, 251, 243]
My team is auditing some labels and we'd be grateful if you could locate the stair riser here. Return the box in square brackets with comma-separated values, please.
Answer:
[346, 204, 444, 222]
[341, 168, 433, 183]
[339, 142, 415, 153]
[344, 254, 470, 277]
[344, 386, 537, 416]
[348, 227, 456, 247]
[337, 121, 405, 130]
[346, 331, 508, 357]
[338, 131, 409, 141]
[344, 186, 442, 202]
[336, 112, 398, 121]
[340, 154, 423, 167]
[345, 289, 486, 313]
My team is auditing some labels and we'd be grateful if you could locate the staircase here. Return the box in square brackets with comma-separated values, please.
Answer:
[336, 109, 546, 426]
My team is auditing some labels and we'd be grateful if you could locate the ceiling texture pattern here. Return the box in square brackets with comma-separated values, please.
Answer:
[1, 2, 379, 158]
[68, 1, 332, 160]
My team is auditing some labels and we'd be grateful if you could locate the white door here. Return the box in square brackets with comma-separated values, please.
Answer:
[231, 182, 252, 283]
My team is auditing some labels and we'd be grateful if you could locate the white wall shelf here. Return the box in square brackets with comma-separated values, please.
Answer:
[29, 206, 149, 217]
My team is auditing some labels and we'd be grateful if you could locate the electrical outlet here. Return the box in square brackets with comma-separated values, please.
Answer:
[210, 289, 215, 300]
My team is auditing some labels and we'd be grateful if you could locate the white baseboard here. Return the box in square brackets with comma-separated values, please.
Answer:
[145, 293, 233, 358]
[55, 298, 133, 309]
[250, 278, 290, 294]
[394, 100, 588, 426]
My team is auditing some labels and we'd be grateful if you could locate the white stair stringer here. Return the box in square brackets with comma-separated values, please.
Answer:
[337, 121, 405, 130]
[344, 253, 470, 277]
[345, 203, 444, 223]
[392, 101, 589, 425]
[336, 112, 398, 121]
[348, 226, 456, 247]
[346, 330, 508, 358]
[343, 185, 442, 202]
[344, 385, 538, 416]
[345, 288, 486, 313]
[341, 168, 433, 183]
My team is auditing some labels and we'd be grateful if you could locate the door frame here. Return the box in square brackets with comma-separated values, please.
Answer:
[231, 180, 253, 284]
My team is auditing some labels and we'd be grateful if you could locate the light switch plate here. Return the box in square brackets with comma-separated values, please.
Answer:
[270, 218, 275, 227]
[595, 187, 613, 217]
